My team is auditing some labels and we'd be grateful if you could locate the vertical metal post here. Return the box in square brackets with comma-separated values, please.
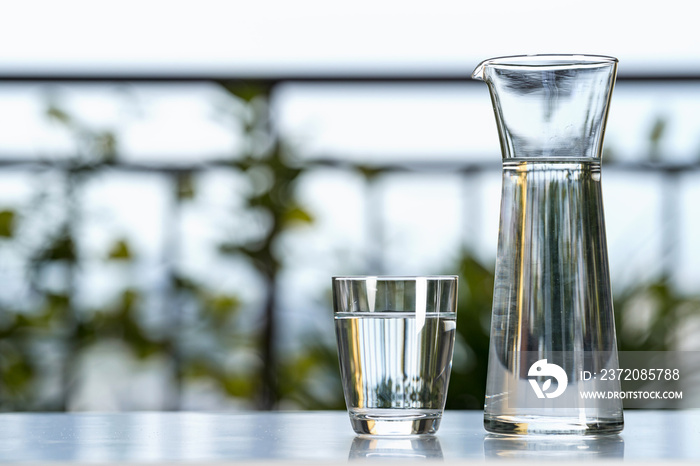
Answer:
[259, 83, 278, 410]
[259, 274, 277, 410]
[61, 167, 79, 412]
[164, 170, 183, 410]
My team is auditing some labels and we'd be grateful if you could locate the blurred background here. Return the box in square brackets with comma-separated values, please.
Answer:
[0, 0, 699, 411]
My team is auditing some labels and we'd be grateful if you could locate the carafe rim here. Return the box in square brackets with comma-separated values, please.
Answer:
[472, 54, 618, 80]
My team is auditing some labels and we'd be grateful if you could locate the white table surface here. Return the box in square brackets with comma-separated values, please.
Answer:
[0, 410, 697, 463]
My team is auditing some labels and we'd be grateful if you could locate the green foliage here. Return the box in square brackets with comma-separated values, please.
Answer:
[107, 239, 133, 260]
[0, 209, 16, 238]
[177, 173, 196, 201]
[222, 82, 272, 104]
[445, 253, 494, 409]
[356, 165, 384, 181]
[615, 279, 700, 352]
[283, 204, 314, 226]
[204, 294, 242, 326]
[92, 131, 118, 163]
[649, 116, 668, 162]
[46, 101, 117, 165]
[46, 105, 72, 125]
[212, 87, 317, 408]
[37, 293, 71, 328]
[33, 231, 76, 262]
[75, 289, 163, 359]
[277, 338, 346, 410]
[217, 94, 313, 287]
[442, 251, 700, 409]
[0, 341, 35, 403]
[2, 92, 696, 414]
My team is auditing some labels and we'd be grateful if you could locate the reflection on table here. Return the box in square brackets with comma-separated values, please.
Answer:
[483, 434, 624, 460]
[349, 436, 443, 461]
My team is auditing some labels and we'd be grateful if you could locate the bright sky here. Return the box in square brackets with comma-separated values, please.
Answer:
[1, 0, 699, 74]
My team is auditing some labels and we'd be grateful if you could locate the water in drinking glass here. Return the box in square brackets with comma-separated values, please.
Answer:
[333, 276, 458, 436]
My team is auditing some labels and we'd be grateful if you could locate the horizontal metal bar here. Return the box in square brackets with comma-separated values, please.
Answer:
[0, 157, 697, 174]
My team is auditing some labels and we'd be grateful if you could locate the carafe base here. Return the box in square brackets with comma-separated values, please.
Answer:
[484, 415, 623, 436]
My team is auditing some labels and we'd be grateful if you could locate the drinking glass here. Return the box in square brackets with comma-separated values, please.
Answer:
[333, 276, 458, 435]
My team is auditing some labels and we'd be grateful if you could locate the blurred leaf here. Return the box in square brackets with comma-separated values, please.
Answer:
[36, 234, 76, 262]
[94, 131, 117, 163]
[109, 288, 166, 359]
[357, 165, 384, 180]
[183, 359, 213, 380]
[120, 288, 139, 313]
[277, 339, 346, 410]
[205, 294, 241, 323]
[177, 173, 196, 201]
[39, 293, 71, 328]
[649, 117, 667, 145]
[107, 239, 133, 261]
[46, 105, 72, 126]
[173, 273, 201, 293]
[222, 82, 270, 103]
[649, 116, 667, 161]
[223, 376, 255, 398]
[0, 343, 34, 397]
[16, 293, 71, 330]
[444, 252, 494, 409]
[0, 209, 16, 238]
[283, 205, 314, 226]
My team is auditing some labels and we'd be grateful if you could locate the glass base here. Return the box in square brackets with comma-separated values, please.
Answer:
[484, 415, 623, 436]
[349, 410, 442, 436]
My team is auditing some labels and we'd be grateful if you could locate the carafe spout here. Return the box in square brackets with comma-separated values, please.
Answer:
[471, 59, 487, 81]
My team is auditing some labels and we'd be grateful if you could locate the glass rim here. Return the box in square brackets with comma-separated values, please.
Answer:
[473, 54, 618, 79]
[332, 275, 458, 281]
[479, 53, 618, 67]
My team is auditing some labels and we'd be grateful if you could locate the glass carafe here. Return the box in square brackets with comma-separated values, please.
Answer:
[473, 55, 623, 435]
